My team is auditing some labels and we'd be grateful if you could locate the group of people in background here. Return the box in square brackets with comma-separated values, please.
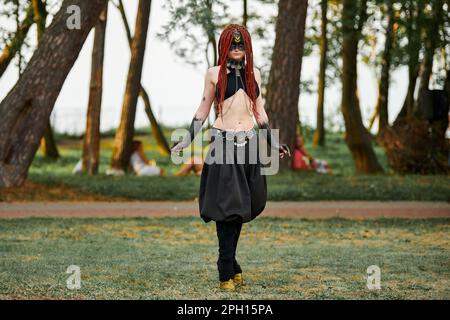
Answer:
[73, 133, 332, 176]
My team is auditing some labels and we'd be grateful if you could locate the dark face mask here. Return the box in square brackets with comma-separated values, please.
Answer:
[230, 43, 245, 51]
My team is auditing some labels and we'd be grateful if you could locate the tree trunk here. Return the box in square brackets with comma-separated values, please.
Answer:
[313, 0, 328, 148]
[32, 0, 61, 160]
[140, 89, 171, 154]
[395, 67, 419, 121]
[82, 5, 108, 175]
[0, 4, 34, 78]
[39, 120, 60, 159]
[205, 0, 217, 127]
[32, 0, 47, 40]
[375, 0, 395, 134]
[243, 0, 248, 28]
[0, 0, 107, 187]
[394, 0, 424, 123]
[445, 38, 450, 104]
[341, 0, 383, 174]
[446, 67, 450, 103]
[111, 0, 152, 171]
[368, 107, 378, 131]
[205, 0, 217, 68]
[117, 0, 170, 156]
[415, 0, 443, 116]
[266, 0, 308, 169]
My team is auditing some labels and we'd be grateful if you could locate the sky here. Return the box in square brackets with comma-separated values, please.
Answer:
[0, 0, 412, 135]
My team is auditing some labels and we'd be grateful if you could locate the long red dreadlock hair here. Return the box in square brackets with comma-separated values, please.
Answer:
[215, 24, 260, 120]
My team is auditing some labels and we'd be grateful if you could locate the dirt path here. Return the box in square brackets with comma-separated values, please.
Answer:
[0, 201, 449, 219]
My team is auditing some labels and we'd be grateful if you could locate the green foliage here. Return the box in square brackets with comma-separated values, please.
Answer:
[155, 0, 280, 86]
[360, 0, 449, 79]
[0, 0, 60, 71]
[155, 0, 230, 68]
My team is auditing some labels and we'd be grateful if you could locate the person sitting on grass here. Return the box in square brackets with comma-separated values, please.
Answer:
[291, 133, 315, 171]
[291, 133, 332, 174]
[76, 140, 164, 176]
[129, 140, 165, 176]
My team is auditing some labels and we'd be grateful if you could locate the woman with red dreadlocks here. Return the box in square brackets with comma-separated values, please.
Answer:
[171, 24, 290, 291]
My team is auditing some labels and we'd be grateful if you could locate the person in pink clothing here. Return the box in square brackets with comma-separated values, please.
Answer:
[291, 133, 332, 174]
[291, 134, 314, 171]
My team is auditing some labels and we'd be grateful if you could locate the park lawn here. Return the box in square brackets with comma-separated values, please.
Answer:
[0, 217, 448, 299]
[1, 128, 447, 202]
[21, 167, 450, 202]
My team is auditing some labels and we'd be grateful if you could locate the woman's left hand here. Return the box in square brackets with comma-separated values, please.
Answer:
[279, 144, 291, 159]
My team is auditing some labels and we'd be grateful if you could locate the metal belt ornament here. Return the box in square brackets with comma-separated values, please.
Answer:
[214, 128, 256, 147]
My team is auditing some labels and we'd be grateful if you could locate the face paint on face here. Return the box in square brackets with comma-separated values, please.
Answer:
[229, 31, 245, 52]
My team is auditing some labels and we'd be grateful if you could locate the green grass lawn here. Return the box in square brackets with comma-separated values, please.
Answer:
[0, 217, 449, 299]
[16, 127, 450, 202]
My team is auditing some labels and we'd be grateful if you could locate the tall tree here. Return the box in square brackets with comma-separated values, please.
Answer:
[445, 0, 450, 100]
[0, 0, 108, 187]
[394, 0, 426, 122]
[341, 0, 383, 174]
[32, 0, 61, 160]
[374, 0, 396, 133]
[414, 0, 444, 116]
[110, 0, 152, 171]
[81, 5, 108, 175]
[313, 0, 328, 147]
[266, 0, 308, 168]
[243, 0, 248, 28]
[116, 0, 170, 156]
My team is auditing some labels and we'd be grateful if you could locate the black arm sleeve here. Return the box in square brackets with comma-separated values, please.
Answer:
[258, 121, 291, 156]
[258, 121, 280, 149]
[175, 116, 205, 149]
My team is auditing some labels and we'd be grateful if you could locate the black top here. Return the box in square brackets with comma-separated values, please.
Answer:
[215, 67, 260, 101]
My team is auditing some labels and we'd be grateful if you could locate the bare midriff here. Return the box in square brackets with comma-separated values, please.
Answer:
[212, 73, 256, 132]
